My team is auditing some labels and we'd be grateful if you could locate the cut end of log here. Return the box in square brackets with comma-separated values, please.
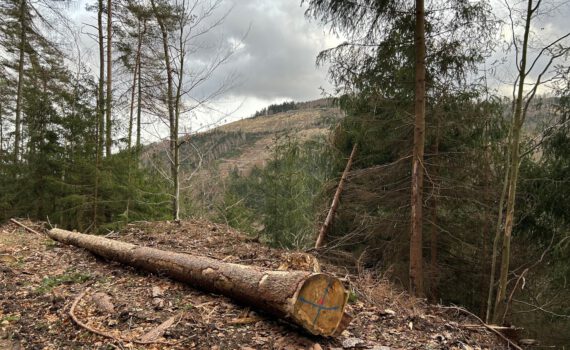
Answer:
[291, 274, 349, 336]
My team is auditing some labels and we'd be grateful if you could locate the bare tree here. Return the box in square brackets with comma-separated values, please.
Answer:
[148, 0, 237, 220]
[487, 0, 570, 324]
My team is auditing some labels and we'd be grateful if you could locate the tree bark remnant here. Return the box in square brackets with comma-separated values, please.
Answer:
[48, 228, 351, 337]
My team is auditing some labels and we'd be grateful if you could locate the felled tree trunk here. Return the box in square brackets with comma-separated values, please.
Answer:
[48, 228, 350, 336]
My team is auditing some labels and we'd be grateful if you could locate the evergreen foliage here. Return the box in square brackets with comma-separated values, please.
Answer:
[222, 134, 338, 248]
[252, 101, 297, 118]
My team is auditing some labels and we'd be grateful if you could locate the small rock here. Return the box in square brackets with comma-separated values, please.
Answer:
[151, 286, 165, 298]
[152, 297, 165, 309]
[380, 309, 396, 317]
[310, 344, 323, 350]
[371, 346, 391, 350]
[91, 292, 115, 314]
[342, 337, 365, 348]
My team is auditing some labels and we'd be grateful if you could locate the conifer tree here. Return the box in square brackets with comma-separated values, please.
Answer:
[305, 0, 495, 296]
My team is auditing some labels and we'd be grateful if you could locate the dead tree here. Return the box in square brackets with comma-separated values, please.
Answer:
[315, 143, 357, 249]
[48, 228, 351, 336]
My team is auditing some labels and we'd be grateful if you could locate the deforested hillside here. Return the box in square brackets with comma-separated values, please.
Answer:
[140, 100, 344, 219]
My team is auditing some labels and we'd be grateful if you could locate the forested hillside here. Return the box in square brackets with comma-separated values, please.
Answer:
[0, 0, 569, 348]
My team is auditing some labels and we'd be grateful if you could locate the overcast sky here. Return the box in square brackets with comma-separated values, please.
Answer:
[67, 0, 339, 133]
[63, 0, 568, 139]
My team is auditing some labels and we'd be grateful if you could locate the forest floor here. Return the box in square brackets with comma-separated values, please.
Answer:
[0, 219, 509, 349]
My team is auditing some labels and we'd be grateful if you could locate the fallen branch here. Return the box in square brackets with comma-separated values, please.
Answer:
[439, 306, 523, 350]
[462, 324, 523, 331]
[69, 287, 177, 345]
[50, 228, 351, 336]
[69, 287, 120, 342]
[10, 218, 43, 236]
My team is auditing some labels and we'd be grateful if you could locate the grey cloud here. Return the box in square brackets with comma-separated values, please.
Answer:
[185, 0, 336, 102]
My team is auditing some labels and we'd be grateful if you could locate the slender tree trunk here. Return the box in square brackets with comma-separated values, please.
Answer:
[485, 151, 509, 323]
[0, 103, 4, 158]
[93, 116, 101, 231]
[128, 62, 138, 151]
[150, 0, 177, 220]
[479, 144, 492, 318]
[14, 0, 26, 162]
[97, 0, 105, 159]
[492, 0, 533, 324]
[125, 43, 139, 224]
[136, 20, 146, 152]
[105, 0, 112, 157]
[429, 116, 440, 302]
[94, 0, 105, 230]
[48, 228, 351, 337]
[479, 180, 491, 318]
[172, 17, 187, 222]
[410, 0, 426, 297]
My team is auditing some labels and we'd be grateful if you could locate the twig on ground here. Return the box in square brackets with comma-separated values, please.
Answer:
[439, 305, 523, 350]
[10, 218, 43, 236]
[69, 287, 120, 341]
[69, 287, 178, 346]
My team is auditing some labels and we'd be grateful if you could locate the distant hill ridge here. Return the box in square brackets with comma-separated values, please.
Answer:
[142, 98, 343, 179]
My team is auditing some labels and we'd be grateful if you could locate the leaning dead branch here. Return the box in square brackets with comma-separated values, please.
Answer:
[315, 143, 358, 249]
[10, 218, 43, 236]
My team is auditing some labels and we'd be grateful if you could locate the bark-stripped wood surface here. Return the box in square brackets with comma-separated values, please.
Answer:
[47, 228, 350, 336]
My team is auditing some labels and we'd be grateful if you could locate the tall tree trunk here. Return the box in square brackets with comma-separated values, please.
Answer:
[105, 0, 113, 157]
[172, 16, 187, 222]
[125, 46, 138, 224]
[492, 0, 532, 324]
[48, 228, 351, 337]
[13, 0, 26, 162]
[136, 19, 146, 152]
[429, 116, 440, 302]
[410, 0, 426, 297]
[94, 0, 105, 230]
[150, 0, 178, 220]
[97, 0, 105, 159]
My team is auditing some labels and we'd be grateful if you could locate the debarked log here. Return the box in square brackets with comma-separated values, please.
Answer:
[47, 228, 351, 336]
